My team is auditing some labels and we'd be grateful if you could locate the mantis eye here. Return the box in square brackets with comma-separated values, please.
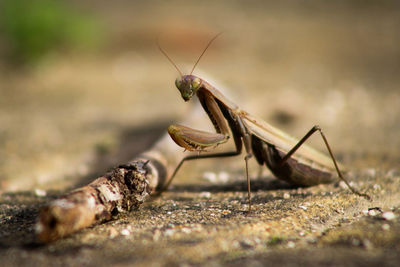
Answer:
[191, 78, 201, 90]
[175, 78, 183, 89]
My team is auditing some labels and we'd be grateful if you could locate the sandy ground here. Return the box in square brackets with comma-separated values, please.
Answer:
[1, 1, 400, 266]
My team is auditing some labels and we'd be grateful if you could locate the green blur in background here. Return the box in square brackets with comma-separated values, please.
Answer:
[0, 0, 104, 64]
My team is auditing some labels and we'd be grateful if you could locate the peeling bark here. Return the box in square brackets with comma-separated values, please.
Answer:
[37, 159, 157, 242]
[36, 104, 207, 242]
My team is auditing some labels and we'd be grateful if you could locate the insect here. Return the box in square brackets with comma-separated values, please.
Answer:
[158, 34, 370, 210]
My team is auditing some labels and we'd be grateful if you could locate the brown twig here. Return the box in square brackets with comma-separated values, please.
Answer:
[36, 104, 207, 242]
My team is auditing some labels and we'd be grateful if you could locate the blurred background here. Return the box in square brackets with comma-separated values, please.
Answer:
[0, 0, 399, 192]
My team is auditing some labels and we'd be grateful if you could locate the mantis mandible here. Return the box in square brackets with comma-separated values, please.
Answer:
[158, 34, 370, 211]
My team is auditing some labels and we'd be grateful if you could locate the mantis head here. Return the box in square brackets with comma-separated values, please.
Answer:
[175, 75, 201, 101]
[158, 32, 221, 101]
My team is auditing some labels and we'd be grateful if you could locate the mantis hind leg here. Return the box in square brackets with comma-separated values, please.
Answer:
[278, 125, 370, 200]
[244, 153, 252, 211]
[236, 117, 254, 212]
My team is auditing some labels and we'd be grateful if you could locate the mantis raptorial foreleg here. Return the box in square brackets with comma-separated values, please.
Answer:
[159, 90, 243, 194]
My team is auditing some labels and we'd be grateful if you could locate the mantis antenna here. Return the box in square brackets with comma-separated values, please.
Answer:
[157, 40, 183, 78]
[158, 32, 222, 77]
[190, 32, 222, 75]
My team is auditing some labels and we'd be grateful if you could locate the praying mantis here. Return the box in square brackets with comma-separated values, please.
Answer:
[158, 34, 370, 211]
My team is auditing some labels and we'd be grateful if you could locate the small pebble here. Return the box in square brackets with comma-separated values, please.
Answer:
[287, 241, 295, 248]
[299, 205, 307, 210]
[35, 222, 43, 234]
[221, 210, 231, 215]
[373, 184, 381, 190]
[218, 172, 230, 183]
[363, 239, 373, 250]
[283, 193, 290, 199]
[164, 229, 175, 237]
[199, 192, 211, 199]
[203, 171, 230, 183]
[203, 172, 217, 183]
[153, 230, 161, 241]
[368, 209, 379, 216]
[382, 224, 390, 231]
[232, 240, 240, 249]
[34, 188, 47, 197]
[121, 229, 131, 236]
[382, 211, 397, 221]
[181, 228, 192, 234]
[339, 181, 347, 189]
[108, 227, 119, 238]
